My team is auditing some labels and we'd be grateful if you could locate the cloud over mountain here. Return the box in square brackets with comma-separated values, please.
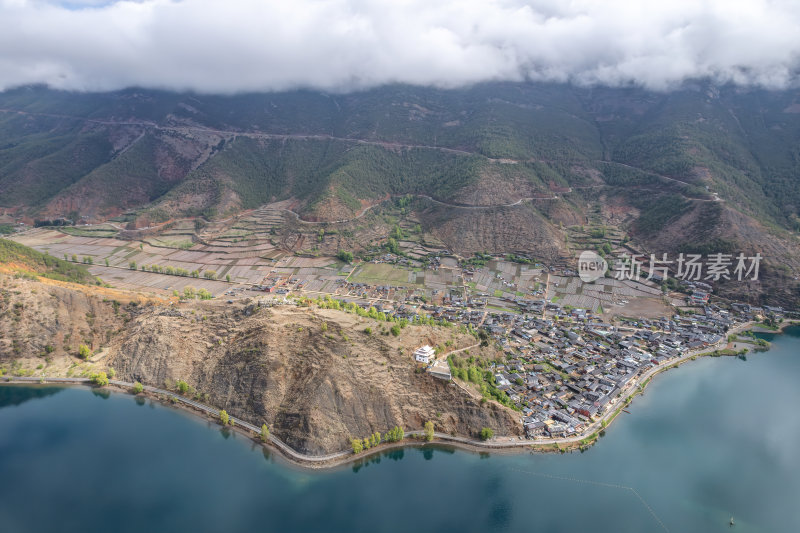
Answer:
[1, 0, 799, 93]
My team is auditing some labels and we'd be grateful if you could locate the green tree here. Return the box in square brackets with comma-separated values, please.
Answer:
[104, 258, 109, 266]
[78, 344, 92, 360]
[351, 438, 363, 454]
[107, 368, 116, 379]
[480, 427, 494, 441]
[390, 325, 401, 336]
[176, 380, 189, 394]
[71, 254, 78, 262]
[424, 420, 434, 442]
[129, 261, 136, 270]
[337, 250, 354, 263]
[132, 382, 144, 394]
[225, 274, 231, 282]
[384, 425, 404, 442]
[90, 372, 108, 387]
[219, 410, 230, 426]
[369, 432, 381, 448]
[260, 424, 270, 443]
[321, 322, 328, 332]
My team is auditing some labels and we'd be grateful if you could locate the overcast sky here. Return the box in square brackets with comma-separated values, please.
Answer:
[1, 0, 799, 93]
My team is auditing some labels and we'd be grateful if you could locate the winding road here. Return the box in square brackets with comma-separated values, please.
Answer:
[1, 108, 720, 217]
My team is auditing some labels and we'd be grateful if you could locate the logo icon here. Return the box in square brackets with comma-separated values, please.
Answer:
[578, 250, 608, 282]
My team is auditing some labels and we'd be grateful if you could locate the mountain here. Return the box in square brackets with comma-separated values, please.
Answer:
[0, 82, 799, 305]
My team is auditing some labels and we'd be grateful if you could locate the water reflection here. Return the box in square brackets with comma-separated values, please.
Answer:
[352, 449, 405, 472]
[384, 449, 404, 462]
[91, 388, 111, 400]
[352, 455, 380, 472]
[0, 384, 62, 408]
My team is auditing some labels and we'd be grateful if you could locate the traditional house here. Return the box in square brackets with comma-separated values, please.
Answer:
[414, 345, 436, 364]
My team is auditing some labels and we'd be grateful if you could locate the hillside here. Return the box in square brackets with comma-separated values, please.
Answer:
[0, 275, 521, 454]
[0, 238, 94, 283]
[1, 83, 796, 226]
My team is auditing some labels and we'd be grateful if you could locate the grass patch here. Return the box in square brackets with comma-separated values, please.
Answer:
[350, 263, 413, 285]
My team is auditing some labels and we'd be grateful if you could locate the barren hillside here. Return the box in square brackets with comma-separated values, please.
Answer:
[0, 275, 522, 454]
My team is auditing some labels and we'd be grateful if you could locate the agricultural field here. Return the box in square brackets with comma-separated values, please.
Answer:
[10, 218, 674, 319]
[349, 263, 416, 285]
[545, 274, 669, 318]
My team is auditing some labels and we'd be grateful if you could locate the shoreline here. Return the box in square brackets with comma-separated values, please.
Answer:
[2, 320, 796, 470]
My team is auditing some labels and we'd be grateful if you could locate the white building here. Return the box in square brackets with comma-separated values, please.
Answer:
[414, 345, 435, 364]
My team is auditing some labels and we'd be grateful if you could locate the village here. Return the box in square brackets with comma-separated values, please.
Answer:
[408, 299, 782, 441]
[7, 224, 792, 444]
[214, 254, 788, 444]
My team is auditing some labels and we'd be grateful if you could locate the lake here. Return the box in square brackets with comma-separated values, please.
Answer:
[1, 327, 799, 532]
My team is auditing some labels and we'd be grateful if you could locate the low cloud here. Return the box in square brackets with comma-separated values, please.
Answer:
[1, 0, 799, 93]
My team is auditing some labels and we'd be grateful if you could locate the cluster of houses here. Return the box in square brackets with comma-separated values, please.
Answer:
[257, 274, 294, 294]
[410, 300, 754, 441]
[730, 302, 785, 321]
[489, 311, 740, 439]
[335, 280, 411, 301]
[685, 280, 714, 305]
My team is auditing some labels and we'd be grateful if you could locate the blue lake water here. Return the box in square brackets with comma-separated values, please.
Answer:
[1, 327, 799, 532]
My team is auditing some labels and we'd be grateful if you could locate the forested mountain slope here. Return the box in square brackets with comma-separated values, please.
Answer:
[1, 82, 799, 305]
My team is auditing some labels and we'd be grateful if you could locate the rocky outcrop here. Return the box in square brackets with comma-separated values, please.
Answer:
[108, 303, 521, 454]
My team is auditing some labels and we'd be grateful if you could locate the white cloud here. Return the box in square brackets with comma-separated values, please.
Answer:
[0, 0, 799, 93]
